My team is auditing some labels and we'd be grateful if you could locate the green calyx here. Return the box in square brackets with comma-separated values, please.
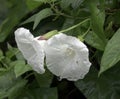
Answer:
[43, 30, 58, 39]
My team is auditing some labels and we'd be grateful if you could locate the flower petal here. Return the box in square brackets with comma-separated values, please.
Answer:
[45, 33, 91, 81]
[15, 27, 45, 74]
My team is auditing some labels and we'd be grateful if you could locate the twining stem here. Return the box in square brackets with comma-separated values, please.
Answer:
[59, 18, 90, 33]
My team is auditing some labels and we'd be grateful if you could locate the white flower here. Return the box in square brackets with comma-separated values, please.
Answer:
[44, 33, 91, 81]
[14, 27, 46, 74]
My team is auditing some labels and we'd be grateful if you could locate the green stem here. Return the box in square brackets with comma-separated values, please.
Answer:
[81, 26, 91, 38]
[43, 18, 90, 39]
[78, 26, 90, 41]
[59, 18, 90, 33]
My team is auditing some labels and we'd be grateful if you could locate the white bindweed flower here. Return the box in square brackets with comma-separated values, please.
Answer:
[44, 33, 91, 81]
[14, 27, 46, 74]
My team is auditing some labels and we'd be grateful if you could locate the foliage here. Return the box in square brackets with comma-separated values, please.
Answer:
[0, 0, 120, 99]
[100, 28, 120, 74]
[75, 63, 120, 99]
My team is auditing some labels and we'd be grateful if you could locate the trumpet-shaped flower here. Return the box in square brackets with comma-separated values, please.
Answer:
[15, 28, 46, 74]
[44, 33, 91, 81]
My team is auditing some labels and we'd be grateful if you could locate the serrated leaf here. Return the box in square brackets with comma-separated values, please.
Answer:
[14, 60, 32, 77]
[75, 63, 120, 99]
[99, 28, 120, 74]
[33, 8, 53, 30]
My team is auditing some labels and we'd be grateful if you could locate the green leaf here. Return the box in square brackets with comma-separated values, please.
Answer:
[18, 87, 58, 99]
[33, 0, 56, 3]
[15, 51, 25, 60]
[85, 31, 105, 50]
[33, 8, 53, 30]
[22, 7, 54, 28]
[20, 14, 36, 25]
[33, 17, 64, 36]
[0, 71, 14, 98]
[5, 44, 19, 59]
[0, 0, 29, 42]
[30, 88, 58, 99]
[87, 1, 107, 48]
[0, 69, 27, 99]
[107, 11, 120, 26]
[0, 49, 3, 56]
[99, 28, 120, 74]
[34, 70, 53, 87]
[0, 0, 8, 24]
[75, 63, 120, 99]
[0, 91, 7, 99]
[61, 0, 85, 9]
[8, 79, 27, 99]
[26, 0, 42, 10]
[0, 68, 7, 72]
[0, 49, 4, 61]
[14, 60, 32, 77]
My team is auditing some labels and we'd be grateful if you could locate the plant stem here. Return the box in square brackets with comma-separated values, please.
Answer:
[59, 18, 90, 33]
[43, 18, 90, 39]
[81, 26, 91, 38]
